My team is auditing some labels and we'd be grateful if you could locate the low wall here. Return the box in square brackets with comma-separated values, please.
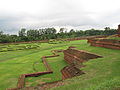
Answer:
[61, 64, 84, 80]
[9, 47, 102, 90]
[8, 50, 63, 90]
[61, 47, 102, 80]
[88, 39, 120, 50]
[66, 35, 108, 41]
[63, 48, 102, 64]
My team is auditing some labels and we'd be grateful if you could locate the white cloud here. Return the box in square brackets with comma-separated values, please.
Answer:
[0, 0, 120, 34]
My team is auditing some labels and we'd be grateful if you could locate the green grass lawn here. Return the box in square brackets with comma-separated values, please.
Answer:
[106, 35, 120, 40]
[0, 40, 83, 90]
[51, 41, 120, 90]
[0, 40, 120, 90]
[0, 43, 41, 52]
[108, 36, 120, 40]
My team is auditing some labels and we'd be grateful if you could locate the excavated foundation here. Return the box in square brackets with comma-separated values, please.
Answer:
[8, 47, 102, 90]
[63, 47, 102, 64]
[61, 64, 85, 80]
[61, 47, 102, 80]
[87, 25, 120, 49]
[88, 38, 120, 50]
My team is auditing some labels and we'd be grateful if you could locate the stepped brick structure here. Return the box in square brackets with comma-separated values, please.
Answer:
[61, 47, 102, 80]
[9, 47, 102, 90]
[88, 39, 120, 50]
[8, 50, 63, 90]
[61, 64, 85, 80]
[63, 48, 102, 64]
[87, 25, 120, 50]
[118, 24, 120, 37]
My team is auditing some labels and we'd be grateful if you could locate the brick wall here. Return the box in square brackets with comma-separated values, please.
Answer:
[118, 25, 120, 37]
[61, 48, 102, 80]
[88, 39, 120, 50]
[63, 48, 102, 64]
[61, 64, 84, 80]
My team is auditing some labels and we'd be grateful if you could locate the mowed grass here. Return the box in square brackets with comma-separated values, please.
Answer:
[51, 41, 120, 90]
[1, 40, 120, 90]
[25, 53, 67, 87]
[0, 40, 84, 90]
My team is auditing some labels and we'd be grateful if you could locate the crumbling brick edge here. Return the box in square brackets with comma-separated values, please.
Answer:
[8, 50, 63, 90]
[8, 47, 102, 90]
[88, 38, 120, 50]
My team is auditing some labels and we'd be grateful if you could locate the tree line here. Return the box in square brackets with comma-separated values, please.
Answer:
[0, 27, 117, 43]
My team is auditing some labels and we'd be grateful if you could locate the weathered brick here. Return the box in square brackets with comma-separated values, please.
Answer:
[88, 39, 120, 50]
[63, 48, 102, 64]
[61, 47, 102, 80]
[61, 64, 85, 80]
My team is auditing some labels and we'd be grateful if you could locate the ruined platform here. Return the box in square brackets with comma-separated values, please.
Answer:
[61, 47, 102, 80]
[87, 25, 120, 50]
[88, 38, 120, 50]
[63, 48, 102, 64]
[61, 64, 85, 80]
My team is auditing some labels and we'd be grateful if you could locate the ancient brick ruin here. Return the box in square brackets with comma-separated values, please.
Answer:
[8, 50, 63, 90]
[87, 25, 120, 50]
[88, 38, 120, 50]
[8, 47, 102, 90]
[61, 47, 102, 80]
[61, 64, 85, 80]
[63, 48, 102, 64]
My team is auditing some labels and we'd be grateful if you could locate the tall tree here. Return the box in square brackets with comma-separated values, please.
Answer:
[59, 28, 65, 33]
[19, 28, 26, 37]
[0, 31, 3, 35]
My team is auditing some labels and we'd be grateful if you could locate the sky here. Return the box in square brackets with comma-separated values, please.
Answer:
[0, 0, 120, 34]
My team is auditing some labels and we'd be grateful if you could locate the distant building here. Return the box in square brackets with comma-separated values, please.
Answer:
[118, 25, 120, 37]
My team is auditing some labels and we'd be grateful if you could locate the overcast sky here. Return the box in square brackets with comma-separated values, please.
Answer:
[0, 0, 120, 34]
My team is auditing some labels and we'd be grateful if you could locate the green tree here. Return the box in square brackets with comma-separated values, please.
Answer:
[19, 28, 26, 37]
